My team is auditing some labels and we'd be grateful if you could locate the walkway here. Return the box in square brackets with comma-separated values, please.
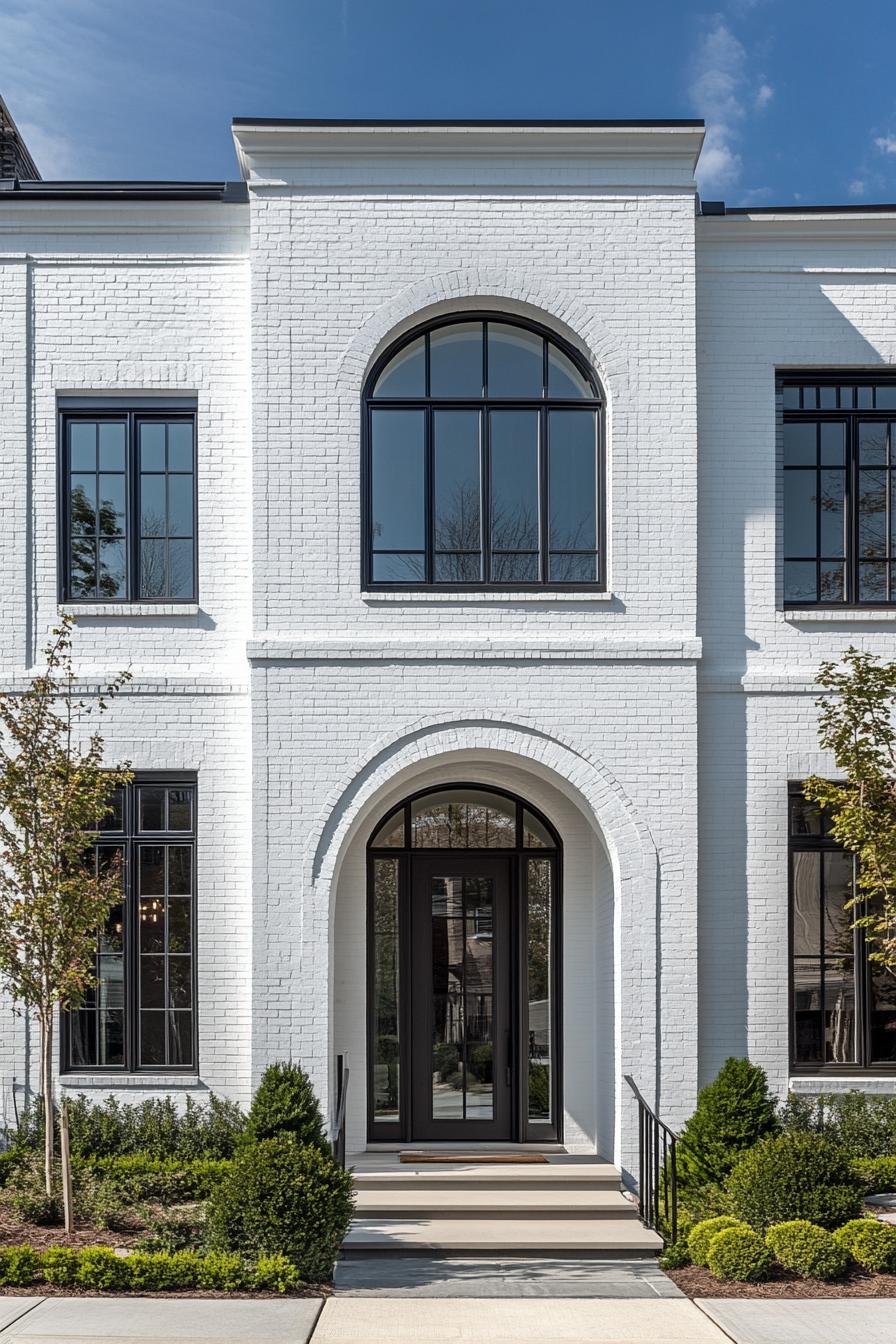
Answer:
[1, 1294, 895, 1342]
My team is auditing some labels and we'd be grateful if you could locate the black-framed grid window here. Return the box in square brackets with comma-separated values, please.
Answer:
[789, 787, 896, 1070]
[63, 777, 197, 1073]
[782, 378, 896, 605]
[363, 314, 604, 589]
[61, 410, 196, 602]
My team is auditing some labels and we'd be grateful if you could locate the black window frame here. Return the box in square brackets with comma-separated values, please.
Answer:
[788, 783, 896, 1074]
[362, 312, 605, 591]
[58, 404, 198, 604]
[781, 373, 896, 607]
[60, 773, 198, 1076]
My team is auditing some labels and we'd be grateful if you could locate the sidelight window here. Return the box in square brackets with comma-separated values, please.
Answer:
[364, 315, 603, 588]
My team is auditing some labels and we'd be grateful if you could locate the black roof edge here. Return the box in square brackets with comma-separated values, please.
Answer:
[231, 116, 705, 129]
[703, 199, 896, 216]
[0, 179, 248, 202]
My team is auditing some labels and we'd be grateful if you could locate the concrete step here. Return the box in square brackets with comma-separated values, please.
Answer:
[343, 1216, 662, 1256]
[353, 1187, 639, 1219]
[352, 1162, 621, 1191]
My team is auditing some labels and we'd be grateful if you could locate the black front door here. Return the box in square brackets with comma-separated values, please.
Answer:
[410, 855, 513, 1141]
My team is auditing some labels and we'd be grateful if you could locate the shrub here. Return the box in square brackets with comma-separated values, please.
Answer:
[677, 1058, 778, 1194]
[834, 1218, 896, 1273]
[134, 1211, 204, 1254]
[0, 1148, 20, 1188]
[707, 1225, 773, 1282]
[854, 1156, 896, 1193]
[75, 1246, 131, 1291]
[87, 1155, 231, 1203]
[765, 1220, 849, 1280]
[432, 1042, 459, 1082]
[779, 1091, 896, 1160]
[253, 1253, 301, 1293]
[15, 1092, 244, 1161]
[658, 1238, 691, 1270]
[40, 1247, 79, 1287]
[727, 1133, 865, 1231]
[195, 1251, 246, 1291]
[469, 1044, 493, 1084]
[206, 1134, 354, 1281]
[0, 1246, 41, 1287]
[127, 1250, 202, 1291]
[687, 1216, 747, 1267]
[242, 1062, 329, 1153]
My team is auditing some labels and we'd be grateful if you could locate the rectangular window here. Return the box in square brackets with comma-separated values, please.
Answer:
[61, 409, 196, 602]
[782, 379, 896, 605]
[63, 777, 197, 1073]
[789, 786, 896, 1071]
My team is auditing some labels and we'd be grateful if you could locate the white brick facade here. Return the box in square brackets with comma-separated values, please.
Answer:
[1, 122, 894, 1171]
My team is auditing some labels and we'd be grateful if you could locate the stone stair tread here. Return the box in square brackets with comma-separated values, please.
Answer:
[344, 1217, 662, 1253]
[352, 1162, 620, 1186]
[353, 1188, 637, 1215]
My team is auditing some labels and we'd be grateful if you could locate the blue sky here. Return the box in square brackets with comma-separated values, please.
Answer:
[1, 0, 895, 205]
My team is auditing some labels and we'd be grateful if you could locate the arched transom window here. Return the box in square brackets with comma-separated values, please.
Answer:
[363, 314, 603, 588]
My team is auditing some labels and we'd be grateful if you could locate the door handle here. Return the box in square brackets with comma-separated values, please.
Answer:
[505, 1029, 512, 1087]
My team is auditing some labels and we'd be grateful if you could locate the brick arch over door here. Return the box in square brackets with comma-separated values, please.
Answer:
[304, 716, 660, 1169]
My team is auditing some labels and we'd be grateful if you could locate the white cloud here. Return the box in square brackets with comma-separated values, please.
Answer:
[848, 179, 866, 198]
[875, 135, 896, 155]
[688, 16, 772, 194]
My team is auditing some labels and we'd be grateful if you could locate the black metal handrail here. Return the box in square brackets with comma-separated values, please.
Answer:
[624, 1074, 678, 1244]
[332, 1054, 349, 1170]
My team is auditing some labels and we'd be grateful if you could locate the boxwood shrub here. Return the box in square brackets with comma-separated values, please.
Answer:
[0, 1246, 41, 1287]
[40, 1247, 79, 1287]
[241, 1062, 329, 1153]
[833, 1218, 896, 1274]
[205, 1133, 354, 1282]
[86, 1154, 231, 1203]
[75, 1247, 131, 1291]
[854, 1156, 896, 1194]
[707, 1225, 773, 1282]
[765, 1220, 849, 1280]
[727, 1133, 864, 1231]
[687, 1216, 746, 1267]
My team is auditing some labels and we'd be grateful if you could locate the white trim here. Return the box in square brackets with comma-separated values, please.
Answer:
[60, 603, 201, 618]
[360, 589, 616, 605]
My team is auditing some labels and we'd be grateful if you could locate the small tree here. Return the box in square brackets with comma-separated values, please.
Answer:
[0, 616, 131, 1194]
[805, 647, 896, 972]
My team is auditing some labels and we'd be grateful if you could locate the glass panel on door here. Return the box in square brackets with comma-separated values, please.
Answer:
[430, 876, 495, 1122]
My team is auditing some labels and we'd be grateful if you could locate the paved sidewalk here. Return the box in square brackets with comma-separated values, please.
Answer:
[697, 1297, 896, 1344]
[335, 1255, 683, 1297]
[0, 1297, 323, 1343]
[311, 1297, 729, 1342]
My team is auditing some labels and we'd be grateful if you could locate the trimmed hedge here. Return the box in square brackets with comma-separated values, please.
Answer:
[833, 1219, 896, 1274]
[765, 1220, 849, 1281]
[85, 1154, 231, 1203]
[780, 1091, 896, 1160]
[727, 1133, 865, 1231]
[14, 1093, 245, 1161]
[707, 1225, 773, 1282]
[205, 1134, 354, 1281]
[0, 1245, 305, 1292]
[854, 1156, 896, 1194]
[687, 1216, 746, 1267]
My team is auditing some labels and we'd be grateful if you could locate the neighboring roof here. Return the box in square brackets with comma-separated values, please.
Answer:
[0, 94, 40, 180]
[0, 179, 248, 202]
[701, 199, 896, 217]
[232, 117, 705, 129]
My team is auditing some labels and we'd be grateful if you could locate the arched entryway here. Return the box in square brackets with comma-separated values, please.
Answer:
[367, 784, 560, 1144]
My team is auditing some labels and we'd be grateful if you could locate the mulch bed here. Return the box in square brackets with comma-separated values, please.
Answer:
[0, 1206, 136, 1251]
[667, 1263, 896, 1298]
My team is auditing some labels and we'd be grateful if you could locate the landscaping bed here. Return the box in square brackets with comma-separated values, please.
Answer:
[0, 1063, 354, 1298]
[667, 1263, 896, 1297]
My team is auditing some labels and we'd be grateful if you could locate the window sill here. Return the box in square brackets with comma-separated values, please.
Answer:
[789, 1075, 896, 1091]
[59, 603, 201, 618]
[361, 589, 615, 604]
[60, 1073, 202, 1089]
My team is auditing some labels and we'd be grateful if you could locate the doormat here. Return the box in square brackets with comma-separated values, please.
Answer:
[399, 1151, 549, 1163]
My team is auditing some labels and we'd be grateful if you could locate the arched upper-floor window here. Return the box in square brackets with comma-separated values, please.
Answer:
[363, 313, 604, 588]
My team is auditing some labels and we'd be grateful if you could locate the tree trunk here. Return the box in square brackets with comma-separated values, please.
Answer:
[60, 1097, 74, 1233]
[40, 1012, 53, 1198]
